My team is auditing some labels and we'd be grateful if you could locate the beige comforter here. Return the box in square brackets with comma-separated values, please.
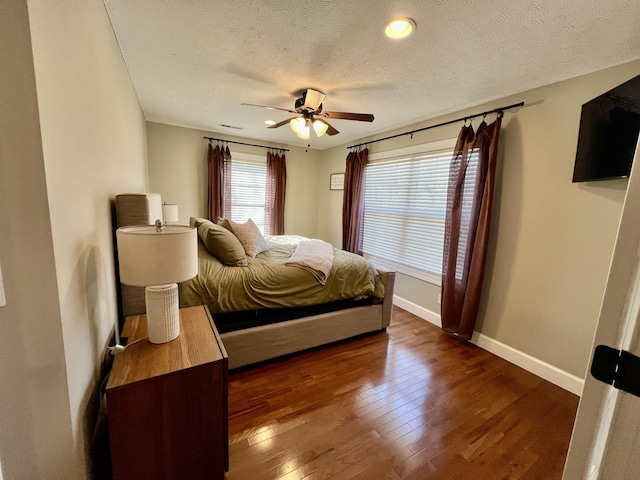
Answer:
[179, 235, 384, 314]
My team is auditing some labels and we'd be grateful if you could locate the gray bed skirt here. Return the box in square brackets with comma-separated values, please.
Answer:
[220, 268, 395, 369]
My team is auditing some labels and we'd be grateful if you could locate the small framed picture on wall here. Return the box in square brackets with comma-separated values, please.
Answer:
[330, 173, 344, 190]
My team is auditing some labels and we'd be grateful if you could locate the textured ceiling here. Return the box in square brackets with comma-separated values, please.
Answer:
[103, 0, 640, 150]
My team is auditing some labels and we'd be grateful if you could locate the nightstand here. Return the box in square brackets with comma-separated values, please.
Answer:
[106, 305, 228, 480]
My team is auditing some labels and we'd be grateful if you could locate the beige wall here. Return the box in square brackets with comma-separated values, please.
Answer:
[147, 122, 320, 237]
[316, 60, 640, 378]
[0, 1, 75, 478]
[0, 0, 147, 478]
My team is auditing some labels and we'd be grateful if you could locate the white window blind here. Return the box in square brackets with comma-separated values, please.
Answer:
[455, 149, 480, 281]
[229, 155, 268, 234]
[362, 140, 458, 284]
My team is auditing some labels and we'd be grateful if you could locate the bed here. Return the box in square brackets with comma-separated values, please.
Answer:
[115, 193, 395, 369]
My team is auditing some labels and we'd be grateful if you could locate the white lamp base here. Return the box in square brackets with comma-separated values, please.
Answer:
[145, 284, 180, 343]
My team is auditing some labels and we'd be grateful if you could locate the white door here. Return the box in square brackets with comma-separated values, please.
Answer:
[563, 138, 640, 480]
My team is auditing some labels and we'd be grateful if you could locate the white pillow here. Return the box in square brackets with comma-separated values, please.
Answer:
[228, 218, 269, 257]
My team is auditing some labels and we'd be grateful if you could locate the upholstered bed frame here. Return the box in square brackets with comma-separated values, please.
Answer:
[115, 193, 395, 369]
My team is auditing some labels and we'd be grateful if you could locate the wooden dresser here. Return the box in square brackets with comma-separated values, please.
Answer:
[106, 305, 228, 480]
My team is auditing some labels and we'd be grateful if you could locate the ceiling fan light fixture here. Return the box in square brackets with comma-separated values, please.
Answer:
[290, 117, 310, 139]
[385, 18, 416, 39]
[313, 120, 329, 137]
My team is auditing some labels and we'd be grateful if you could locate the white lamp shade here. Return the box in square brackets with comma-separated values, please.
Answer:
[116, 225, 198, 287]
[162, 203, 179, 223]
[290, 117, 310, 139]
[313, 120, 329, 137]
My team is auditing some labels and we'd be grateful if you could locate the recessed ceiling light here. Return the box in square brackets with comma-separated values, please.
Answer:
[265, 120, 276, 126]
[385, 18, 416, 39]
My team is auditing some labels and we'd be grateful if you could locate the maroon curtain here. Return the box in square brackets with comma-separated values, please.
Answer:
[266, 151, 287, 235]
[342, 148, 368, 254]
[207, 143, 232, 221]
[441, 117, 502, 340]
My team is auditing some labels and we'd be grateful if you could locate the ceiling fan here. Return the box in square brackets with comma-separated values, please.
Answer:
[241, 88, 374, 139]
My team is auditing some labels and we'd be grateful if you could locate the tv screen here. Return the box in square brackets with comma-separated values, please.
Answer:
[572, 75, 640, 183]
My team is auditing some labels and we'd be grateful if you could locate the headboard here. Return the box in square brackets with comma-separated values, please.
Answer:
[115, 193, 163, 317]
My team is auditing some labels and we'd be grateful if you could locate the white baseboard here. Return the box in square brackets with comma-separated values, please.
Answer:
[393, 296, 442, 327]
[393, 295, 584, 396]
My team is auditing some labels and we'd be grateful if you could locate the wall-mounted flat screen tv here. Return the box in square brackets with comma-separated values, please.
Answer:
[572, 74, 640, 183]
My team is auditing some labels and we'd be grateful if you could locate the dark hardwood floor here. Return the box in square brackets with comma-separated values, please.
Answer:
[225, 306, 579, 480]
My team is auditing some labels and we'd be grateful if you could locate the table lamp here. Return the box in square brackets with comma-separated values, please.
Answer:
[162, 202, 179, 224]
[116, 220, 198, 343]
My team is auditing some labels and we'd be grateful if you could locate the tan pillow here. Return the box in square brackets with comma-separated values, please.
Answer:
[217, 217, 232, 231]
[197, 222, 248, 267]
[190, 217, 213, 228]
[228, 218, 269, 257]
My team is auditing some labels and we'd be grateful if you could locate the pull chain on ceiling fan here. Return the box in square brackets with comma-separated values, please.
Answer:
[241, 88, 374, 139]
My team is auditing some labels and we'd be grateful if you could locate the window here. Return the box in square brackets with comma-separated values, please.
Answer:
[454, 148, 479, 281]
[228, 153, 268, 234]
[362, 139, 458, 285]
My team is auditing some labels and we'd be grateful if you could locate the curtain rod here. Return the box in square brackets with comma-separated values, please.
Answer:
[204, 136, 289, 152]
[347, 101, 525, 149]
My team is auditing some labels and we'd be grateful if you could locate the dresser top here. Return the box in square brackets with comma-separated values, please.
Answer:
[107, 305, 224, 389]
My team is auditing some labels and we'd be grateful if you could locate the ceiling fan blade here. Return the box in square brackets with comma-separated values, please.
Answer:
[241, 103, 297, 114]
[322, 111, 375, 122]
[304, 89, 326, 111]
[267, 117, 299, 129]
[315, 117, 339, 136]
